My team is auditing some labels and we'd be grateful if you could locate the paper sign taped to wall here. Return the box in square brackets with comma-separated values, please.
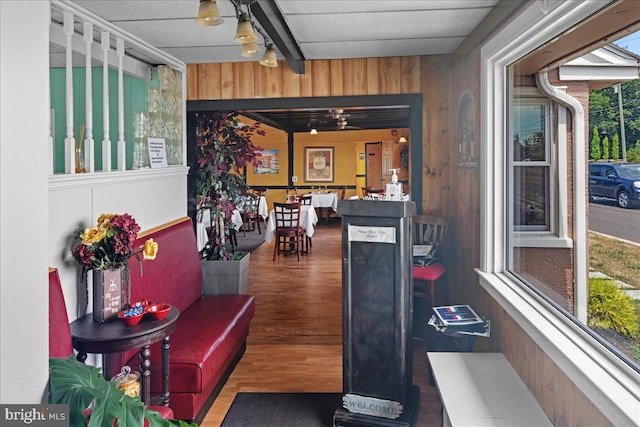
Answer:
[348, 225, 396, 243]
[148, 137, 168, 168]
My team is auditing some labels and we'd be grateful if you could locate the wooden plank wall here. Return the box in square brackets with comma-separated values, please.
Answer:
[186, 56, 448, 215]
[450, 51, 611, 427]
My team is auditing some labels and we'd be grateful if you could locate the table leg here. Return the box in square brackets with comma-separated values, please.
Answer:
[161, 336, 171, 406]
[101, 354, 112, 379]
[139, 345, 151, 405]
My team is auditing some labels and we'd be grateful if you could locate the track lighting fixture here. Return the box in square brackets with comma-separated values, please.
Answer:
[196, 0, 223, 26]
[196, 0, 277, 67]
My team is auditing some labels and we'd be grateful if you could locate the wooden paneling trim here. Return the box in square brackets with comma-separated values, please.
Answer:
[329, 60, 344, 96]
[186, 64, 198, 100]
[312, 60, 331, 97]
[342, 58, 367, 96]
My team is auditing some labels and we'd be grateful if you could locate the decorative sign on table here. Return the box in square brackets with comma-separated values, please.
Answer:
[342, 394, 403, 420]
[148, 137, 168, 168]
[347, 225, 396, 244]
[93, 268, 124, 323]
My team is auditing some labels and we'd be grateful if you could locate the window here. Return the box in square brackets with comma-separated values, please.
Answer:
[481, 1, 639, 424]
[511, 99, 552, 231]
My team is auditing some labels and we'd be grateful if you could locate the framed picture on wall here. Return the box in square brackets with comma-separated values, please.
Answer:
[305, 147, 334, 182]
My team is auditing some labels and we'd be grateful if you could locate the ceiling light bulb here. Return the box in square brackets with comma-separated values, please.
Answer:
[241, 41, 259, 57]
[310, 128, 318, 135]
[196, 0, 223, 26]
[259, 44, 278, 68]
[235, 13, 257, 44]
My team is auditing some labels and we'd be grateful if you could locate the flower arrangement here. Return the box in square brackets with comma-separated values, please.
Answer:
[72, 213, 158, 271]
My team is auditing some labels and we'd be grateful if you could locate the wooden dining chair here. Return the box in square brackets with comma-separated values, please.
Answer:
[412, 214, 448, 345]
[242, 194, 261, 236]
[272, 202, 304, 261]
[250, 187, 268, 229]
[325, 185, 346, 224]
[300, 194, 312, 205]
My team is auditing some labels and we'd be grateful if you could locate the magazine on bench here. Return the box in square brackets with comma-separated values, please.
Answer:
[413, 244, 437, 267]
[429, 305, 489, 335]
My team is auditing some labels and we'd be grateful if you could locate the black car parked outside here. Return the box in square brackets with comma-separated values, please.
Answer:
[588, 162, 640, 208]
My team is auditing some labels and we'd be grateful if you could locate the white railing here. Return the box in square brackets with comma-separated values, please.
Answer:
[49, 0, 187, 177]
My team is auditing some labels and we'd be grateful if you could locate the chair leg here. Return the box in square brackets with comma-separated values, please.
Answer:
[272, 236, 278, 261]
[257, 216, 261, 234]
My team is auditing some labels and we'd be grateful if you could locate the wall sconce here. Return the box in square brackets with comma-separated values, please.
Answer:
[195, 0, 223, 26]
[310, 128, 318, 135]
[398, 136, 408, 144]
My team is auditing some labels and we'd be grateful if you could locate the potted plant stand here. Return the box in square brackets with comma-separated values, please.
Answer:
[201, 252, 250, 295]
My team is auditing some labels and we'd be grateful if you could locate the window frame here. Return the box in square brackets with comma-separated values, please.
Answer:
[480, 1, 639, 425]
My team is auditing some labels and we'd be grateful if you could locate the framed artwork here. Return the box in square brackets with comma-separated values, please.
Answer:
[305, 147, 334, 182]
[254, 149, 279, 174]
[457, 92, 478, 170]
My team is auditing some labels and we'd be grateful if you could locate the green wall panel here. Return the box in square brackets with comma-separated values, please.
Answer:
[50, 67, 157, 173]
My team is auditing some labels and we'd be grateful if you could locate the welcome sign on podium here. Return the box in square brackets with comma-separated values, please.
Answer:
[334, 199, 419, 427]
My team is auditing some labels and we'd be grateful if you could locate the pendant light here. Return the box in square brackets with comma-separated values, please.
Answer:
[259, 43, 278, 68]
[235, 12, 257, 44]
[196, 0, 223, 26]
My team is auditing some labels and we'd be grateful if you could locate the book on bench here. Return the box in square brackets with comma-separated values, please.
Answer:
[429, 305, 489, 335]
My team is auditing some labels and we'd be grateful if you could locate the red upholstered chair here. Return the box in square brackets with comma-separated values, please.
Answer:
[412, 215, 448, 344]
[48, 268, 174, 423]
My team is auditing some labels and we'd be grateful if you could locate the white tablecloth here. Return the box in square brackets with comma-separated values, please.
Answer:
[196, 208, 244, 251]
[264, 205, 318, 243]
[309, 192, 338, 211]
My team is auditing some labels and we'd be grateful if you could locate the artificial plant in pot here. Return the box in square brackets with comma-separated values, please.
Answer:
[195, 111, 264, 293]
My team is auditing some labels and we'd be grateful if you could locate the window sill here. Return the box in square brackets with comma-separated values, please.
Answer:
[513, 234, 573, 248]
[476, 269, 639, 426]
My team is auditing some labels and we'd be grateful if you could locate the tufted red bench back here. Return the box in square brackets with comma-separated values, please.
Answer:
[128, 217, 203, 313]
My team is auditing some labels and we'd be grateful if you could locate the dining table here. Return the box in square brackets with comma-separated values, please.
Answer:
[196, 202, 260, 251]
[264, 204, 319, 243]
[308, 191, 338, 224]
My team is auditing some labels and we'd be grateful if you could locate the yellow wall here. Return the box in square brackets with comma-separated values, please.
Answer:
[248, 128, 408, 201]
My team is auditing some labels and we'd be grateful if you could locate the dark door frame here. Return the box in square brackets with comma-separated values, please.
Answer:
[187, 94, 423, 213]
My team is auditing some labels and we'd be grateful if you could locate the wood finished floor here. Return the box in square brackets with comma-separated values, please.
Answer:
[200, 222, 442, 426]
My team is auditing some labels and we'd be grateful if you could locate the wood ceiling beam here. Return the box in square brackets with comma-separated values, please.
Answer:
[251, 0, 306, 74]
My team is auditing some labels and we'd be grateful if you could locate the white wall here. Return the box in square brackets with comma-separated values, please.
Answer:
[0, 1, 51, 403]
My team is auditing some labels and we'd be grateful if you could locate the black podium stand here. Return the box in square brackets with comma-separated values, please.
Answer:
[333, 200, 419, 427]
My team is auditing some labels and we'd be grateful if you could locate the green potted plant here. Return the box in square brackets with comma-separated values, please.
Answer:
[48, 356, 194, 426]
[195, 111, 264, 294]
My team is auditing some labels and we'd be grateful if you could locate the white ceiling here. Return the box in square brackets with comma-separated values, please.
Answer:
[72, 0, 499, 66]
